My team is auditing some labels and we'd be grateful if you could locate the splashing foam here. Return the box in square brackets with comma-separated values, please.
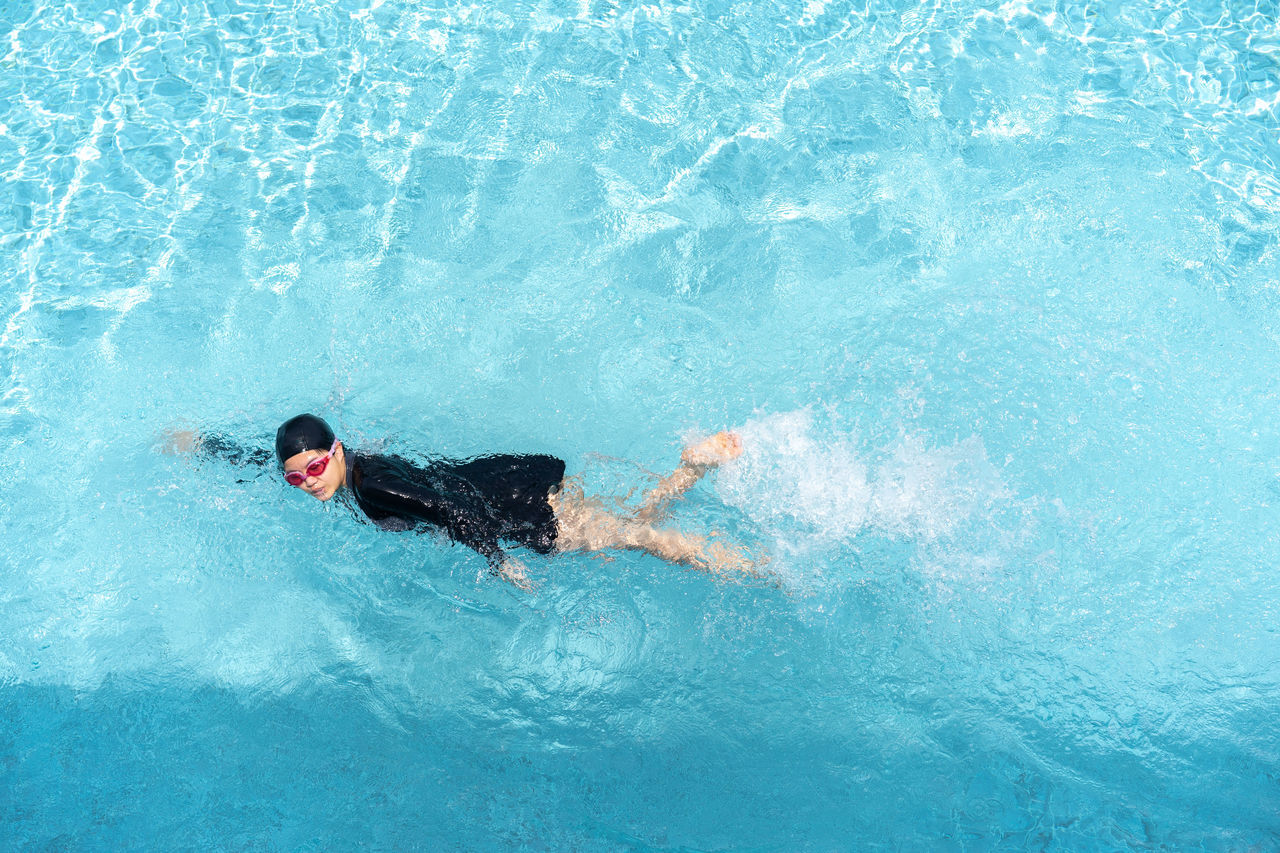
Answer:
[716, 410, 1012, 578]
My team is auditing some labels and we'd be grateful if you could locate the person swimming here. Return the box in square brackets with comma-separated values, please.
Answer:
[169, 414, 763, 590]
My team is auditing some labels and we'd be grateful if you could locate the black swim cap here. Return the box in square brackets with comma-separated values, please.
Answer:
[275, 413, 336, 463]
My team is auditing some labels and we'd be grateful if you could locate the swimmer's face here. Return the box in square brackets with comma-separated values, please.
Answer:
[282, 442, 346, 502]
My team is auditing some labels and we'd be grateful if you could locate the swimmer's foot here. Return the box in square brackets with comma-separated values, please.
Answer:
[634, 431, 744, 522]
[681, 431, 743, 469]
[698, 542, 770, 581]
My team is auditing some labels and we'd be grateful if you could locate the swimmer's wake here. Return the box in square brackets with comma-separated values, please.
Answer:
[715, 410, 1011, 577]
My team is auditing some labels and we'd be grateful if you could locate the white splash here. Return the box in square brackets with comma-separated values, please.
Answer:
[716, 410, 1013, 575]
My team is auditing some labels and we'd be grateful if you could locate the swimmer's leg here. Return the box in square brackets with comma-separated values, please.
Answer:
[551, 482, 762, 578]
[634, 431, 743, 522]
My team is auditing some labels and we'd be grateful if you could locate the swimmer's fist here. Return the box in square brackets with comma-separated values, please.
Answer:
[159, 428, 200, 455]
[497, 558, 535, 592]
[681, 431, 743, 468]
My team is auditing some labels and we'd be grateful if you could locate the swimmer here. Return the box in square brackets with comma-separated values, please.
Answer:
[166, 414, 764, 591]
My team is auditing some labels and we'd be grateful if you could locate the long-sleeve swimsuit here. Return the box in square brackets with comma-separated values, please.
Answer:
[204, 436, 564, 570]
[346, 451, 564, 569]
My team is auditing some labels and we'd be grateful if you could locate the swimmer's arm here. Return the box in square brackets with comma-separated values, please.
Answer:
[355, 473, 525, 586]
[432, 524, 527, 588]
[159, 429, 273, 467]
[200, 434, 274, 467]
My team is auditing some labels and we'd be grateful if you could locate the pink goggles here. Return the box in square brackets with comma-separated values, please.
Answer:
[283, 440, 339, 486]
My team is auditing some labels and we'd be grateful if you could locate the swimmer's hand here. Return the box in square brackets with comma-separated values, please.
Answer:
[159, 428, 200, 455]
[681, 431, 743, 468]
[496, 558, 535, 592]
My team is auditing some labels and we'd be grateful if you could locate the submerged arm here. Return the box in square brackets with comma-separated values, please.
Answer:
[159, 428, 274, 476]
[493, 557, 534, 591]
[355, 466, 530, 586]
[194, 434, 274, 467]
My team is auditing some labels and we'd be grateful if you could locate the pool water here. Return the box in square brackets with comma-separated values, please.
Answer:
[3, 0, 1279, 848]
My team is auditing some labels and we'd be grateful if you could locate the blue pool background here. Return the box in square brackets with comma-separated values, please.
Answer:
[3, 0, 1279, 848]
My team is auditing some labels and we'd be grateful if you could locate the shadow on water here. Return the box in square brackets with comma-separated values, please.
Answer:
[4, 666, 1275, 851]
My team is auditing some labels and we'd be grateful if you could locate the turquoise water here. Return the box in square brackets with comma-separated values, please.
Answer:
[3, 0, 1279, 848]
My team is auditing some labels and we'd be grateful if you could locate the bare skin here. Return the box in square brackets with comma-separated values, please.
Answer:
[281, 444, 347, 502]
[545, 432, 763, 580]
[634, 432, 743, 522]
[160, 429, 199, 455]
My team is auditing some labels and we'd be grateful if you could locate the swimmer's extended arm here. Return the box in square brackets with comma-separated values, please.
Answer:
[160, 429, 273, 474]
[196, 434, 274, 467]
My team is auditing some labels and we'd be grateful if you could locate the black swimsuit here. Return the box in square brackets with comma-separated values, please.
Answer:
[202, 436, 564, 569]
[346, 451, 564, 567]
